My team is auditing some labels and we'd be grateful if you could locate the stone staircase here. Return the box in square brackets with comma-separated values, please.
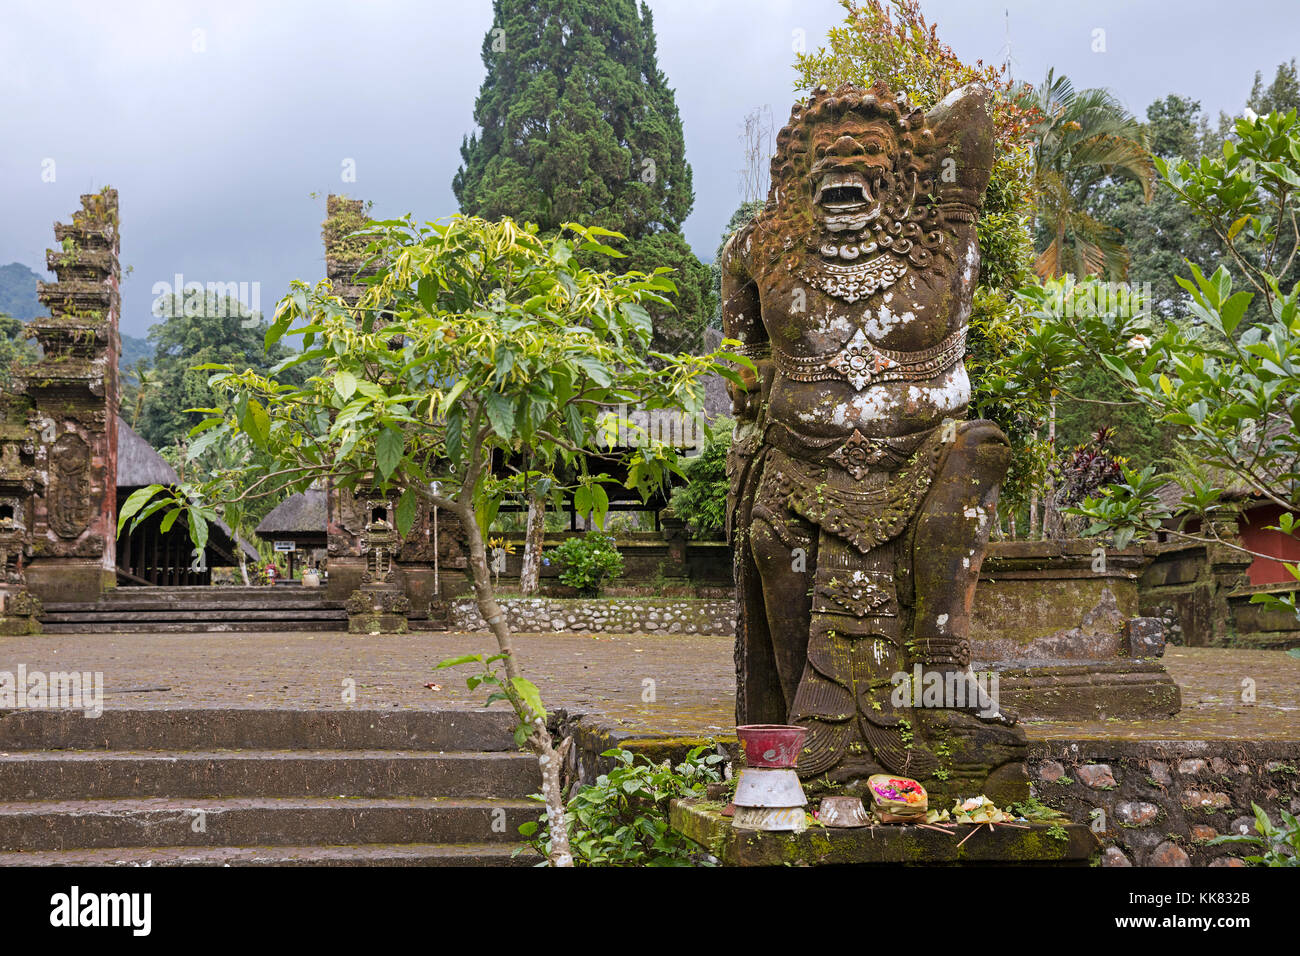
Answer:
[40, 586, 348, 634]
[0, 709, 540, 865]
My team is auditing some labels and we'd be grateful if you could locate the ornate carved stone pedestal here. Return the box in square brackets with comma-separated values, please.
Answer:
[345, 517, 410, 634]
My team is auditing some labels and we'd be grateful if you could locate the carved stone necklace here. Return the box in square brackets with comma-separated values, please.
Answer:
[796, 250, 908, 305]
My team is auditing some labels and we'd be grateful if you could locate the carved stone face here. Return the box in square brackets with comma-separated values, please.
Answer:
[758, 84, 944, 276]
[807, 116, 898, 237]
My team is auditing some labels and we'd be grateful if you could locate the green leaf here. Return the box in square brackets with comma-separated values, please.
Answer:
[243, 399, 271, 449]
[395, 485, 416, 537]
[484, 392, 515, 439]
[334, 370, 357, 401]
[510, 676, 546, 723]
[376, 426, 404, 480]
[435, 653, 483, 670]
[117, 486, 163, 535]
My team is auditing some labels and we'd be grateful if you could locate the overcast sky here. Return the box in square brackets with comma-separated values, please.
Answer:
[2, 0, 1297, 338]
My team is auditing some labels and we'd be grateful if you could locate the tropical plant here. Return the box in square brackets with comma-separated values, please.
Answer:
[551, 531, 624, 595]
[1017, 69, 1155, 280]
[520, 745, 725, 866]
[668, 417, 733, 534]
[116, 214, 748, 866]
[1005, 110, 1300, 606]
[1208, 801, 1299, 866]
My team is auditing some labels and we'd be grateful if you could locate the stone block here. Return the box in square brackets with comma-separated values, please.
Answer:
[1077, 764, 1117, 789]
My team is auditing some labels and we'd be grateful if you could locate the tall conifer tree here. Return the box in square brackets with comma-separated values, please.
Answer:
[454, 0, 710, 352]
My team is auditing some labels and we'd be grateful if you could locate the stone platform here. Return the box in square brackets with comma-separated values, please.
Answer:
[670, 800, 1099, 866]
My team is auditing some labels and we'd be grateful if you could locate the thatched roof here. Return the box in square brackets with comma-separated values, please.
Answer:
[116, 416, 179, 487]
[256, 488, 327, 537]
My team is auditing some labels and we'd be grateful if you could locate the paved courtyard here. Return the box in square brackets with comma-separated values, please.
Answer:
[0, 631, 1296, 741]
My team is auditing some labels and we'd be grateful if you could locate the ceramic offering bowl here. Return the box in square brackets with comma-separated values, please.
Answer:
[735, 724, 808, 769]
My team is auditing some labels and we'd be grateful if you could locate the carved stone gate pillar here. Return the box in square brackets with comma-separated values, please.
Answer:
[22, 190, 121, 604]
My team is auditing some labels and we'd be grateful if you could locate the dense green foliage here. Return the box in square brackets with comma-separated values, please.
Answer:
[668, 417, 732, 534]
[0, 313, 38, 388]
[520, 746, 724, 866]
[135, 293, 301, 451]
[551, 531, 624, 595]
[1003, 109, 1300, 597]
[453, 0, 710, 353]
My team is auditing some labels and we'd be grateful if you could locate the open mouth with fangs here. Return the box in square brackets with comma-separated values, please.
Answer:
[812, 170, 881, 230]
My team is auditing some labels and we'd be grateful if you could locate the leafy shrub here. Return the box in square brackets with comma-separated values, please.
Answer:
[668, 417, 733, 535]
[1208, 802, 1299, 866]
[551, 531, 624, 595]
[520, 745, 725, 866]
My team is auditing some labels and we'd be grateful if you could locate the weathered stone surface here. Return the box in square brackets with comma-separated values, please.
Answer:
[1124, 616, 1167, 658]
[1181, 789, 1231, 810]
[989, 659, 1181, 720]
[1227, 815, 1255, 836]
[725, 80, 1024, 793]
[670, 799, 1098, 866]
[1030, 736, 1300, 868]
[1100, 846, 1132, 867]
[1149, 841, 1190, 866]
[1208, 856, 1246, 867]
[1115, 801, 1159, 826]
[451, 596, 736, 635]
[1038, 759, 1066, 784]
[1077, 764, 1117, 789]
[1178, 758, 1208, 776]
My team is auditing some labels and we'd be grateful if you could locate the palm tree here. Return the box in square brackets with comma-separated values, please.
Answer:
[1018, 69, 1155, 280]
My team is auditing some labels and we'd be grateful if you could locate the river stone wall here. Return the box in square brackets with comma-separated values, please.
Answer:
[1029, 738, 1300, 866]
[450, 596, 736, 635]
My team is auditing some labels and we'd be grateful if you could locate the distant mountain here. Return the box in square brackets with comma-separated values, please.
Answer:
[0, 261, 152, 376]
[0, 262, 44, 320]
[119, 333, 152, 375]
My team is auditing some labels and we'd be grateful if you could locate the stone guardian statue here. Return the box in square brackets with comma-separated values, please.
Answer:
[725, 82, 1027, 796]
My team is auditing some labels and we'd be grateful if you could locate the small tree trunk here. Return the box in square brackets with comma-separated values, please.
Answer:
[519, 493, 545, 595]
[459, 500, 573, 867]
[1043, 397, 1059, 539]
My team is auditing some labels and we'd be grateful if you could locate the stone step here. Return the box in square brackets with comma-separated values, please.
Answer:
[0, 842, 536, 866]
[0, 708, 519, 752]
[0, 750, 541, 800]
[0, 797, 540, 851]
[40, 620, 347, 634]
[42, 609, 346, 623]
[104, 586, 329, 606]
[45, 599, 344, 613]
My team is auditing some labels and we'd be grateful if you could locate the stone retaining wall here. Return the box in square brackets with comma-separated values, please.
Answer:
[1029, 739, 1300, 866]
[450, 596, 736, 635]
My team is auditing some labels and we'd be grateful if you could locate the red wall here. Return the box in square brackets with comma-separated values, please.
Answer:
[1240, 503, 1300, 586]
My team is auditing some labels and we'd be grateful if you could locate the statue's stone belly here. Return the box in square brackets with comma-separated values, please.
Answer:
[768, 363, 970, 440]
